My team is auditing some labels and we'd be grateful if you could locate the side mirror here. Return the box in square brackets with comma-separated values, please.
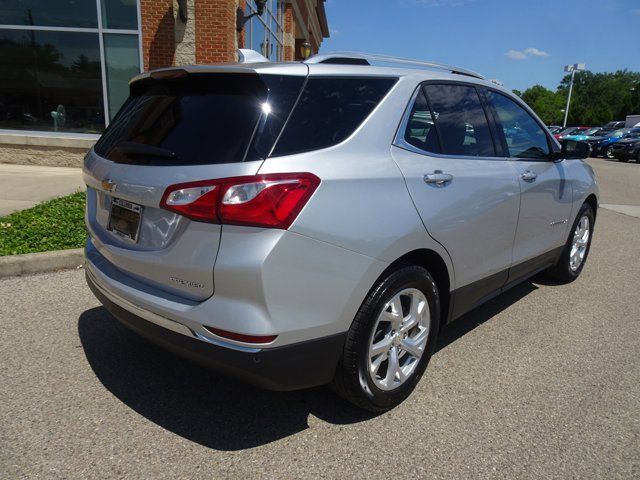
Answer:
[555, 139, 590, 160]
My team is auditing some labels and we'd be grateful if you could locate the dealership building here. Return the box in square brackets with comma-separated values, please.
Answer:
[0, 1, 329, 166]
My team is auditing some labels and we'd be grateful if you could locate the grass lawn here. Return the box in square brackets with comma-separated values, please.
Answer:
[0, 191, 86, 256]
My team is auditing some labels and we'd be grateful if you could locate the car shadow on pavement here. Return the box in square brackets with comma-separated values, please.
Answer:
[78, 279, 538, 451]
[78, 307, 375, 451]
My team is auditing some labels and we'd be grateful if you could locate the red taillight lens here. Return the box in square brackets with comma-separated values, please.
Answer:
[160, 173, 320, 229]
[203, 326, 277, 344]
[160, 180, 221, 223]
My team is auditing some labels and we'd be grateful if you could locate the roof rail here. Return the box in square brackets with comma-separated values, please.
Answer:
[305, 52, 485, 80]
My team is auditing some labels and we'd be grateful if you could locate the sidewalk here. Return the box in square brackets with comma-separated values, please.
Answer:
[0, 163, 84, 216]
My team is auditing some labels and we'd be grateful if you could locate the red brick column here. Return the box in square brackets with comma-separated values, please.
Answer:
[196, 0, 238, 63]
[283, 3, 295, 61]
[140, 0, 175, 71]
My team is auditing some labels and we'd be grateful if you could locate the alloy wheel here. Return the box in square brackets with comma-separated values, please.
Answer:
[367, 288, 430, 391]
[569, 215, 590, 271]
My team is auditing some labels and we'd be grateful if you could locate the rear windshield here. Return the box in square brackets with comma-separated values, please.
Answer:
[94, 73, 304, 165]
[93, 73, 397, 165]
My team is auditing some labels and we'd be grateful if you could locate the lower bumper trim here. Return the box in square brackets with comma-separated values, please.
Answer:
[86, 272, 346, 391]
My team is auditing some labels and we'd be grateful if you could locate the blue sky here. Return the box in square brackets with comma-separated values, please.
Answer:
[320, 0, 640, 92]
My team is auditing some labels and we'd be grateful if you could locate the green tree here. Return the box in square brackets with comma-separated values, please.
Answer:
[518, 70, 640, 125]
[519, 85, 565, 124]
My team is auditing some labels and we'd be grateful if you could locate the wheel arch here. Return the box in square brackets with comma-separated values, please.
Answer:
[375, 249, 452, 326]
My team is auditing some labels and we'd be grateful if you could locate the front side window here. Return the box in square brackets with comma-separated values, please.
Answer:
[487, 91, 550, 159]
[423, 84, 495, 157]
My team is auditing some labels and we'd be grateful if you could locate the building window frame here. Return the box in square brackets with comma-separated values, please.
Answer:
[0, 0, 143, 134]
[246, 0, 284, 61]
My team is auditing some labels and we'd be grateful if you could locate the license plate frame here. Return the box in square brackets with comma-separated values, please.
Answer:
[108, 198, 143, 242]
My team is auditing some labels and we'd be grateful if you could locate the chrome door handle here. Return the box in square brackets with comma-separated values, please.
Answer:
[521, 170, 538, 182]
[424, 171, 453, 187]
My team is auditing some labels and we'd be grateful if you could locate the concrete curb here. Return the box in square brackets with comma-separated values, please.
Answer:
[0, 248, 84, 278]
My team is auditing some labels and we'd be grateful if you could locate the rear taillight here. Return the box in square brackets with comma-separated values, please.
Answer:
[160, 173, 320, 229]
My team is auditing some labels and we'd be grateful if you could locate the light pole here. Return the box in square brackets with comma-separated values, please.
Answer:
[562, 63, 586, 128]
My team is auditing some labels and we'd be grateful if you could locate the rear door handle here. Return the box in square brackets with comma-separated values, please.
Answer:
[521, 170, 538, 182]
[424, 171, 453, 187]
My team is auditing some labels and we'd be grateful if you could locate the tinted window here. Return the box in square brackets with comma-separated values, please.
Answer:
[424, 84, 495, 157]
[403, 89, 440, 153]
[272, 76, 398, 157]
[0, 0, 98, 28]
[248, 74, 306, 160]
[94, 74, 303, 165]
[487, 91, 550, 159]
[0, 29, 104, 133]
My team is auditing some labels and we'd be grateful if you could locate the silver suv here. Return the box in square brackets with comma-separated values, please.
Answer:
[84, 51, 598, 412]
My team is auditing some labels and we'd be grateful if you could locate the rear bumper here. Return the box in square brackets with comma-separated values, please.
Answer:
[86, 271, 346, 391]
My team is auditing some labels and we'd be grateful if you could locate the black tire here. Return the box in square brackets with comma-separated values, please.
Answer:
[546, 203, 595, 283]
[331, 265, 440, 412]
[618, 157, 629, 163]
[604, 146, 614, 159]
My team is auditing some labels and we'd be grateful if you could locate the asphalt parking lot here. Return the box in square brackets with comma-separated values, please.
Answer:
[1, 157, 639, 479]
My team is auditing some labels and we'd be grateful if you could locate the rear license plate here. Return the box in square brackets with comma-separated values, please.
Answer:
[108, 198, 142, 242]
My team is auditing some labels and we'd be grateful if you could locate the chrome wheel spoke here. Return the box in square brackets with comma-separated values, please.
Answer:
[384, 347, 400, 388]
[400, 328, 428, 358]
[370, 335, 392, 357]
[370, 351, 387, 376]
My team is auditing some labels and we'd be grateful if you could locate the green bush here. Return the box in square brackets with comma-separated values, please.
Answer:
[0, 191, 87, 256]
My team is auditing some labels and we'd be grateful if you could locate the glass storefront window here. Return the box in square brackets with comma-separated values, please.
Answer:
[0, 29, 104, 133]
[104, 33, 140, 119]
[0, 1, 98, 29]
[246, 0, 283, 61]
[101, 0, 138, 30]
[0, 0, 141, 134]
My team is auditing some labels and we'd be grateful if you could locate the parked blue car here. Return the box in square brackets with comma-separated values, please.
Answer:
[563, 127, 607, 142]
[587, 128, 640, 158]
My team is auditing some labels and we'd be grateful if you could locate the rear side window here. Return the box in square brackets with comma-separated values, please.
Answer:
[423, 84, 495, 157]
[486, 90, 550, 159]
[404, 89, 440, 153]
[271, 76, 398, 157]
[94, 74, 304, 166]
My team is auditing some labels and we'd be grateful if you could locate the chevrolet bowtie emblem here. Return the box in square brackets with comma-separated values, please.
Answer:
[101, 179, 117, 192]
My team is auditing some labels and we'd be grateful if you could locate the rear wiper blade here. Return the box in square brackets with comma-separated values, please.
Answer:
[115, 142, 177, 159]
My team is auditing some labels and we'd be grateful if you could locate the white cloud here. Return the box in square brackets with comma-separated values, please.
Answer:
[524, 47, 549, 57]
[506, 49, 528, 60]
[506, 47, 549, 60]
[631, 8, 640, 15]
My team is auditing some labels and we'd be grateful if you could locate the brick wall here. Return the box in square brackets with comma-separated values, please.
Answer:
[196, 0, 238, 64]
[140, 0, 175, 70]
[283, 3, 295, 61]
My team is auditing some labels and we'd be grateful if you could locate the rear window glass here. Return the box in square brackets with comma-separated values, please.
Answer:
[271, 76, 398, 157]
[94, 73, 304, 165]
[404, 89, 440, 153]
[424, 84, 496, 157]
